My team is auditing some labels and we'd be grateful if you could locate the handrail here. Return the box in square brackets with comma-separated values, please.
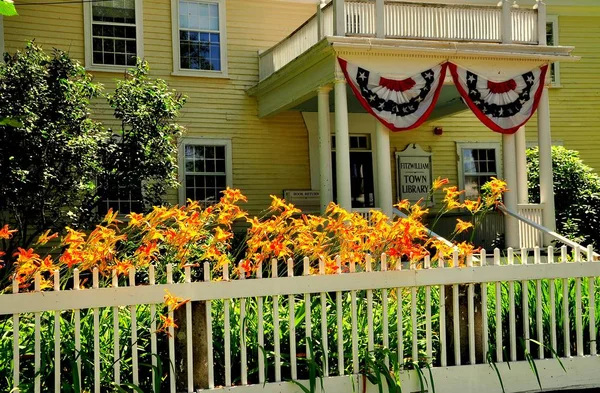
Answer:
[499, 205, 600, 258]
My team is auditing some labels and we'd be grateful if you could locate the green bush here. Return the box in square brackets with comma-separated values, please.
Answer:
[527, 146, 600, 247]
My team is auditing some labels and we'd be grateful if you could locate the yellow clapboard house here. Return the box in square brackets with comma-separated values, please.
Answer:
[2, 0, 598, 248]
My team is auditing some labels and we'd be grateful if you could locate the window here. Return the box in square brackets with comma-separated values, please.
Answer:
[84, 0, 143, 70]
[547, 16, 561, 86]
[457, 143, 501, 200]
[98, 176, 144, 216]
[98, 134, 144, 216]
[171, 0, 228, 76]
[179, 139, 232, 205]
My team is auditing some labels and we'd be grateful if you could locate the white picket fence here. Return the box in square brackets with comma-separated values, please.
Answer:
[2, 245, 600, 392]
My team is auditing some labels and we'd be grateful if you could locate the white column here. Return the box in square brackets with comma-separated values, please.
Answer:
[515, 126, 529, 204]
[318, 86, 333, 214]
[501, 0, 512, 44]
[334, 76, 352, 211]
[538, 87, 557, 240]
[375, 122, 393, 217]
[503, 133, 520, 248]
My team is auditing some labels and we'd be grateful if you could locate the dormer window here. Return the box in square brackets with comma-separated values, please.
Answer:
[84, 0, 144, 71]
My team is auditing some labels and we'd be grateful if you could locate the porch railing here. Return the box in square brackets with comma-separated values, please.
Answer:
[517, 203, 544, 249]
[259, 0, 544, 81]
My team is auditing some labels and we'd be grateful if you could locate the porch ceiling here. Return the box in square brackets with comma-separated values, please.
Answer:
[292, 84, 467, 121]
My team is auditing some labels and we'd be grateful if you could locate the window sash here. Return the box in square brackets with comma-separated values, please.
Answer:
[84, 0, 143, 70]
[172, 0, 227, 75]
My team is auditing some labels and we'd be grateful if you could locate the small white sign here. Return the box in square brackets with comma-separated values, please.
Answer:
[396, 144, 433, 206]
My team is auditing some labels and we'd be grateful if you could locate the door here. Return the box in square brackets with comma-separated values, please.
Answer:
[331, 135, 376, 209]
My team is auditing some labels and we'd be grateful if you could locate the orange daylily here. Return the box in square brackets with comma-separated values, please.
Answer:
[432, 177, 450, 191]
[454, 219, 474, 235]
[0, 224, 17, 239]
[36, 229, 59, 246]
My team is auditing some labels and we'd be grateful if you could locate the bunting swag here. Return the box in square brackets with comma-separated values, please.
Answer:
[449, 63, 548, 134]
[338, 58, 448, 132]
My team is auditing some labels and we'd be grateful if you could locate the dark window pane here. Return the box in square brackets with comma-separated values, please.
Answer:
[216, 159, 225, 173]
[216, 176, 226, 188]
[115, 54, 125, 65]
[185, 175, 194, 187]
[103, 25, 115, 38]
[103, 38, 114, 52]
[194, 159, 205, 172]
[93, 52, 103, 64]
[186, 188, 195, 200]
[126, 55, 136, 66]
[206, 159, 215, 173]
[103, 52, 115, 65]
[93, 38, 103, 51]
[93, 25, 103, 36]
[115, 39, 126, 53]
[126, 40, 136, 54]
[215, 146, 225, 159]
[180, 30, 188, 40]
[206, 176, 215, 187]
[195, 176, 205, 188]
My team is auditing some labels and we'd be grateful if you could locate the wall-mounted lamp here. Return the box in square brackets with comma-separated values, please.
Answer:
[433, 127, 443, 136]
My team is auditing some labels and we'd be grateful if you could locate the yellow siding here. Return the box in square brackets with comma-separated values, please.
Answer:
[3, 0, 316, 214]
[3, 2, 600, 214]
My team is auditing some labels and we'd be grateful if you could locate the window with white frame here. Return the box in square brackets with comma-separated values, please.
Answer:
[172, 0, 227, 75]
[180, 139, 232, 205]
[457, 143, 501, 200]
[547, 16, 561, 86]
[84, 0, 143, 68]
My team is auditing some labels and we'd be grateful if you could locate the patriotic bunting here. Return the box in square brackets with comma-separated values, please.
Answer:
[449, 63, 548, 134]
[338, 58, 448, 132]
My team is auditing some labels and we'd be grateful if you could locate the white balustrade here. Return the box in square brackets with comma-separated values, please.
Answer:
[518, 203, 545, 248]
[259, 1, 541, 81]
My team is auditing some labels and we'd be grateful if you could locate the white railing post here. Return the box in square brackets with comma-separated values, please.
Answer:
[333, 0, 345, 36]
[375, 0, 385, 38]
[318, 0, 327, 39]
[535, 0, 547, 45]
[501, 0, 512, 43]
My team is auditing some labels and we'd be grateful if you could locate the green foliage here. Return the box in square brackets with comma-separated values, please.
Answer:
[0, 0, 17, 17]
[527, 146, 600, 247]
[99, 60, 186, 212]
[0, 44, 187, 260]
[0, 43, 106, 255]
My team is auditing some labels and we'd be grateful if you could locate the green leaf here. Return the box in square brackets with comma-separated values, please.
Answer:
[0, 0, 17, 16]
[0, 117, 22, 127]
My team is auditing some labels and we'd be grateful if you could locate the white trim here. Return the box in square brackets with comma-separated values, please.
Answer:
[456, 142, 502, 200]
[171, 0, 229, 78]
[83, 0, 144, 72]
[547, 15, 561, 88]
[178, 137, 233, 205]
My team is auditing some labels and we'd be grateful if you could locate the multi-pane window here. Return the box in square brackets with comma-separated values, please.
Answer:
[90, 0, 138, 66]
[183, 143, 229, 205]
[98, 178, 143, 216]
[546, 16, 560, 85]
[178, 1, 222, 71]
[461, 147, 499, 199]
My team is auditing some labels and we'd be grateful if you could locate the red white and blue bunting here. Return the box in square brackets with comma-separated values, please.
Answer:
[338, 58, 549, 135]
[449, 63, 548, 134]
[338, 58, 448, 132]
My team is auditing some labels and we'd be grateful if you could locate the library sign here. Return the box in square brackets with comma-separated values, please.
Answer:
[395, 144, 433, 206]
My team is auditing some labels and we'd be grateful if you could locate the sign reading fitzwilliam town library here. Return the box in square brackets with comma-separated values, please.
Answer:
[395, 144, 433, 206]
